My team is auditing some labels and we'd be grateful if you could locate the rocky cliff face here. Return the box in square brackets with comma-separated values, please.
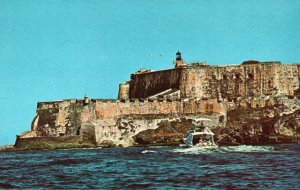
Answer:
[132, 113, 223, 145]
[133, 98, 300, 146]
[216, 102, 300, 145]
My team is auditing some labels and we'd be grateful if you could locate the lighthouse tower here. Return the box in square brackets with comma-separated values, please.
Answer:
[173, 51, 187, 68]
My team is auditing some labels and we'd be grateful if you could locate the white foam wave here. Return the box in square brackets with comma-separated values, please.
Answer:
[170, 145, 275, 154]
[141, 150, 158, 154]
[218, 145, 274, 153]
[171, 146, 215, 154]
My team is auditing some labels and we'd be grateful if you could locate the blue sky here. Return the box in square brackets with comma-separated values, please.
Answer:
[0, 0, 300, 145]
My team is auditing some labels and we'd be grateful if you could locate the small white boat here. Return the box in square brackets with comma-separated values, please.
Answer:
[180, 123, 218, 149]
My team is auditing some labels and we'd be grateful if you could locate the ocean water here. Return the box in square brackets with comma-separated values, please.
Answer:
[1, 144, 300, 189]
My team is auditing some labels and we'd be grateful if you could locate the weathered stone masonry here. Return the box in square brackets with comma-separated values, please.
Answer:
[129, 61, 300, 100]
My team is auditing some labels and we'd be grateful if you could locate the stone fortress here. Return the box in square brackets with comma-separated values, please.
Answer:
[15, 52, 300, 149]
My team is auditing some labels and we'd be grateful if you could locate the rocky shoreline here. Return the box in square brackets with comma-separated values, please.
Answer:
[133, 104, 300, 146]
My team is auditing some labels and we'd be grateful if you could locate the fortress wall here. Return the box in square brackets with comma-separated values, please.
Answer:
[179, 65, 247, 99]
[128, 63, 298, 100]
[25, 63, 299, 140]
[298, 65, 300, 80]
[237, 62, 298, 97]
[35, 101, 62, 136]
[34, 99, 96, 137]
[178, 63, 299, 100]
[129, 68, 182, 98]
[179, 67, 205, 98]
[94, 98, 226, 146]
[275, 64, 299, 96]
[31, 98, 226, 138]
[95, 98, 226, 119]
[259, 63, 278, 95]
[241, 63, 265, 97]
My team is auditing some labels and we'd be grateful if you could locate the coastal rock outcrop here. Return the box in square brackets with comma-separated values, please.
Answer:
[133, 114, 223, 145]
[132, 102, 300, 146]
[216, 102, 300, 145]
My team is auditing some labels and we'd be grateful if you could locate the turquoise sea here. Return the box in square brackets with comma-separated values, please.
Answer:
[1, 144, 300, 189]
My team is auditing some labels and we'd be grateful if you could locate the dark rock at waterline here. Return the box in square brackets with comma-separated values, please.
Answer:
[133, 119, 193, 145]
[98, 140, 117, 148]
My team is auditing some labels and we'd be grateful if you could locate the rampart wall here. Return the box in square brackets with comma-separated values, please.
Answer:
[129, 62, 300, 100]
[33, 98, 226, 136]
[31, 91, 290, 140]
[95, 98, 226, 119]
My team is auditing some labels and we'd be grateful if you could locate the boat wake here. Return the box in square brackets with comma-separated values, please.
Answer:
[171, 145, 275, 154]
[217, 145, 275, 153]
[171, 146, 216, 154]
